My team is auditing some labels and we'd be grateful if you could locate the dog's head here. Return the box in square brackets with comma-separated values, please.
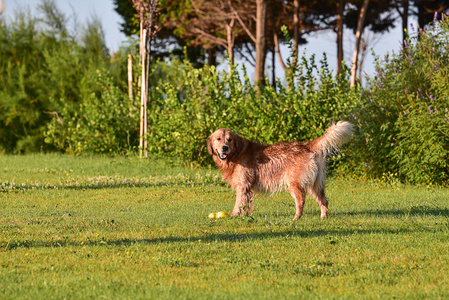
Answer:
[207, 129, 243, 162]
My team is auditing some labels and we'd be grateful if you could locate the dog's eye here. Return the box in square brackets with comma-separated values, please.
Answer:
[228, 138, 232, 142]
[217, 138, 221, 141]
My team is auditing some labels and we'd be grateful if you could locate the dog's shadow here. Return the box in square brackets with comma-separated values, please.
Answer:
[332, 205, 449, 218]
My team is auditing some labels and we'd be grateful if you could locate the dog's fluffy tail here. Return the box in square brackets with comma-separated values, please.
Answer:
[310, 121, 354, 156]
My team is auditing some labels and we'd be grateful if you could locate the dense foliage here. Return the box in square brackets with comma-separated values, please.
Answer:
[349, 17, 449, 185]
[44, 72, 140, 155]
[0, 1, 128, 153]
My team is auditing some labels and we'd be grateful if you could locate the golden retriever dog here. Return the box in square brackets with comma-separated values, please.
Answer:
[207, 121, 354, 220]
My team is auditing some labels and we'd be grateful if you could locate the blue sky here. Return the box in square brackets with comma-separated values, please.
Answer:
[2, 0, 407, 80]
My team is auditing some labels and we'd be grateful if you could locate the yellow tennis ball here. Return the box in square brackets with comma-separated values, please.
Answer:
[216, 211, 230, 218]
[208, 213, 217, 219]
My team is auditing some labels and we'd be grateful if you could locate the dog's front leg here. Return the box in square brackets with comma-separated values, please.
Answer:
[232, 186, 254, 216]
[288, 184, 306, 221]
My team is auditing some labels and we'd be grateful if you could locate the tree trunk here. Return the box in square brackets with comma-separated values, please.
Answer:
[254, 0, 267, 87]
[393, 0, 409, 42]
[207, 48, 217, 66]
[271, 47, 276, 88]
[292, 0, 299, 67]
[358, 39, 367, 80]
[226, 18, 235, 72]
[273, 30, 287, 71]
[336, 0, 344, 74]
[350, 0, 369, 88]
[401, 0, 409, 42]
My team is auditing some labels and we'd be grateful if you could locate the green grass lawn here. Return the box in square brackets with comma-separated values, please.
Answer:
[1, 154, 448, 299]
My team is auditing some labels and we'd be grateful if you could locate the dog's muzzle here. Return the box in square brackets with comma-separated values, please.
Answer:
[217, 145, 230, 161]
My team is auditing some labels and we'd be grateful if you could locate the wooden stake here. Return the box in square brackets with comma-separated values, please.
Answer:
[128, 54, 133, 102]
[139, 28, 147, 158]
[136, 0, 159, 158]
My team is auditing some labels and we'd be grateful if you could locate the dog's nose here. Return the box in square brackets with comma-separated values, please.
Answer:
[222, 145, 229, 152]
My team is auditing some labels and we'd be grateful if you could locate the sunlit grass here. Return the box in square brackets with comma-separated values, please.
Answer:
[1, 154, 448, 299]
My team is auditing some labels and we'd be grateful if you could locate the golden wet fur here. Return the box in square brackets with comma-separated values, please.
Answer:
[207, 121, 354, 220]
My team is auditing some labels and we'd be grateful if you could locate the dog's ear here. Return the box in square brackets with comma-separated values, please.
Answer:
[232, 134, 245, 157]
[207, 136, 215, 156]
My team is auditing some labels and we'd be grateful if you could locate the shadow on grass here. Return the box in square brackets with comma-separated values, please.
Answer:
[104, 227, 416, 245]
[2, 224, 440, 251]
[333, 206, 449, 218]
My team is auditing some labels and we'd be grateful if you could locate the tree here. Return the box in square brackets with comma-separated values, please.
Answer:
[314, 0, 396, 76]
[131, 0, 160, 158]
[188, 0, 238, 68]
[393, 0, 410, 42]
[161, 0, 254, 71]
[273, 0, 336, 77]
[114, 0, 324, 84]
[350, 0, 370, 87]
[341, 0, 396, 85]
[415, 0, 449, 30]
[392, 0, 449, 45]
[254, 0, 268, 85]
[336, 0, 345, 74]
[114, 0, 400, 86]
[113, 0, 207, 66]
[162, 0, 268, 85]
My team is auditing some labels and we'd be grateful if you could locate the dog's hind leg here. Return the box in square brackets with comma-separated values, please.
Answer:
[309, 185, 328, 219]
[288, 184, 306, 220]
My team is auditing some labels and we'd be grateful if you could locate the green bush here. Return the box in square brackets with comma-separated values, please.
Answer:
[351, 16, 449, 185]
[44, 55, 190, 156]
[44, 72, 140, 155]
[0, 0, 123, 153]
